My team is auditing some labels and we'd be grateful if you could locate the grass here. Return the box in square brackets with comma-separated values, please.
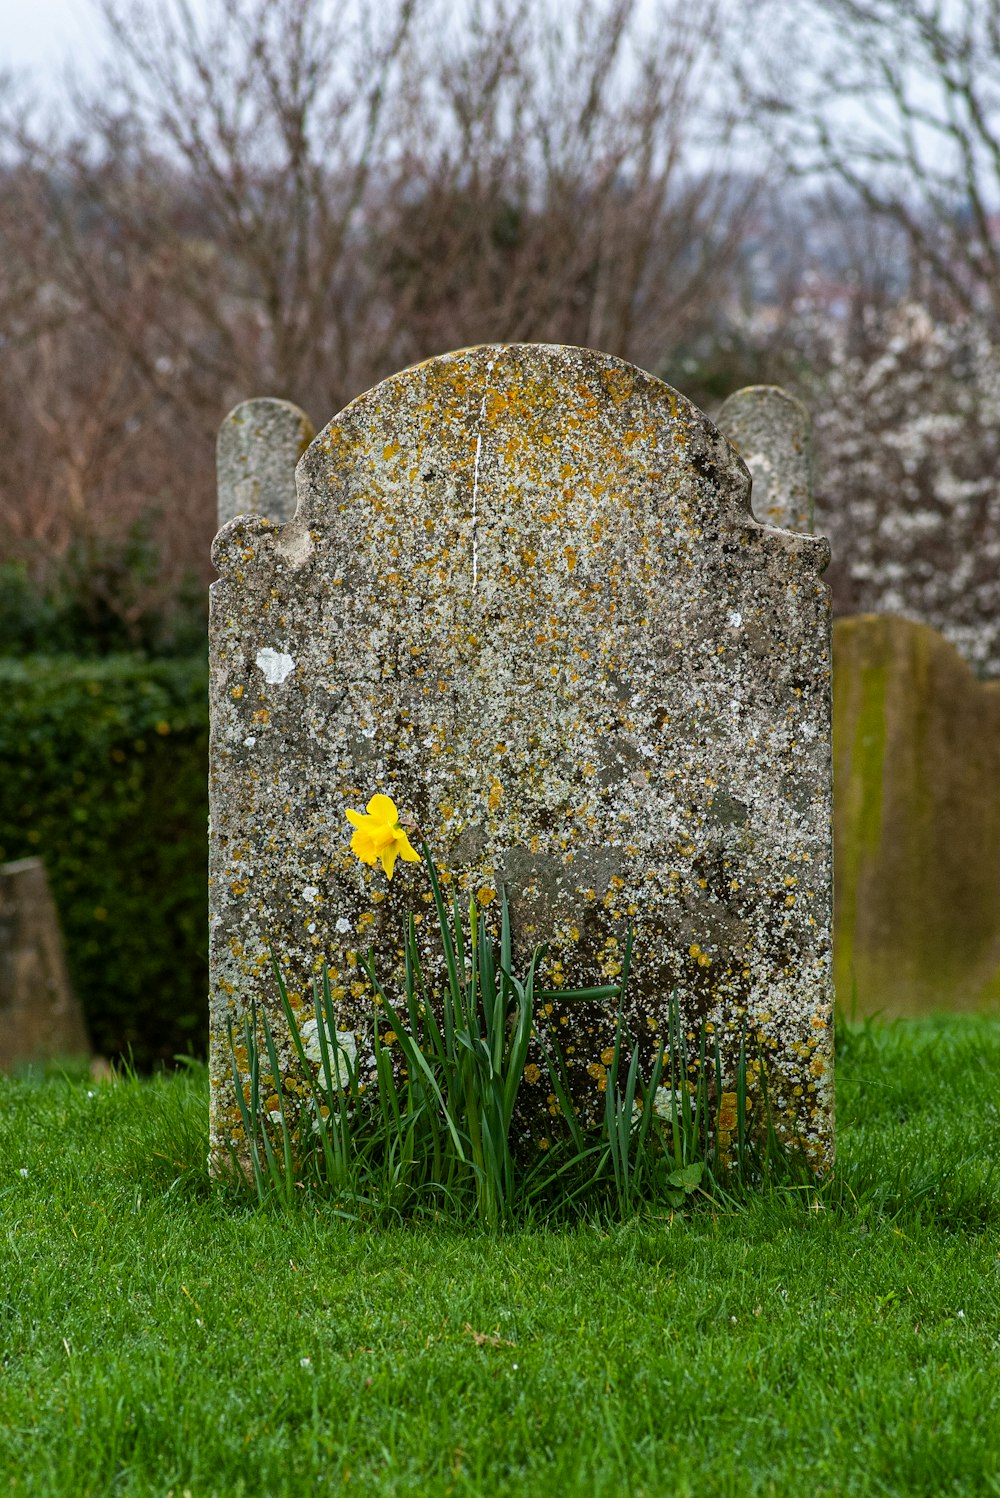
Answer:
[1, 1016, 999, 1497]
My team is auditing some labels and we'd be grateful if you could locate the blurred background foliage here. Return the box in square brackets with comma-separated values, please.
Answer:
[0, 654, 208, 1066]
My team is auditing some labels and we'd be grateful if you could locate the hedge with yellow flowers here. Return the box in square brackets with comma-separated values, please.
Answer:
[0, 654, 208, 1067]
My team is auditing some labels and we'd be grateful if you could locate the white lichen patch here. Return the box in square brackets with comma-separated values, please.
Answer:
[255, 647, 295, 684]
[299, 1016, 357, 1084]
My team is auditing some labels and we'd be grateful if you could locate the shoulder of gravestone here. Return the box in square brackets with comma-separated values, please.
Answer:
[718, 383, 811, 423]
[698, 408, 831, 576]
[211, 512, 272, 577]
[211, 511, 314, 580]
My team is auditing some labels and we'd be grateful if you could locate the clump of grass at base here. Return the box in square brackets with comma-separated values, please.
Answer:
[228, 869, 628, 1223]
[228, 842, 808, 1224]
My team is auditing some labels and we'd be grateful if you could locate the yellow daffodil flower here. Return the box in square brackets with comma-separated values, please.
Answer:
[345, 794, 420, 880]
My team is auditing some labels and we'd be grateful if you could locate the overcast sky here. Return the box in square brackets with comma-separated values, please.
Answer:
[4, 0, 103, 78]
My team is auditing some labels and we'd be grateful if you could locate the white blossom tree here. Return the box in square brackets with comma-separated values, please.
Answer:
[794, 301, 1000, 676]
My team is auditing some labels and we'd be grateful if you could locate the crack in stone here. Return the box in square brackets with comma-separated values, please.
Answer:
[470, 349, 500, 591]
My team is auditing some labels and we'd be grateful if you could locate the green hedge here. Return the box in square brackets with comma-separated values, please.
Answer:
[0, 654, 208, 1067]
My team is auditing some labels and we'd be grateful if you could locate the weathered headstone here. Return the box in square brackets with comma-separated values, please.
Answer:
[717, 385, 814, 533]
[0, 858, 91, 1069]
[209, 345, 835, 1173]
[833, 614, 1000, 1016]
[217, 398, 315, 529]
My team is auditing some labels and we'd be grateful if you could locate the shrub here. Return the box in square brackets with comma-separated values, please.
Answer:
[0, 653, 208, 1066]
[0, 538, 206, 659]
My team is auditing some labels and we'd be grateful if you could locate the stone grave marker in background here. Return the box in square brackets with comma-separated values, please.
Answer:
[208, 345, 835, 1173]
[0, 857, 91, 1069]
[717, 385, 814, 533]
[217, 398, 315, 530]
[833, 614, 1000, 1016]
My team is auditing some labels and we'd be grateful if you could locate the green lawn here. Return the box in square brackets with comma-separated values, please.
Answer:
[2, 1018, 999, 1497]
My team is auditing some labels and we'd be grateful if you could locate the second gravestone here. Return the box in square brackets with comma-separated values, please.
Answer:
[208, 345, 835, 1172]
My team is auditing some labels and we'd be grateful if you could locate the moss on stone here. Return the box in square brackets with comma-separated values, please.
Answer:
[833, 615, 1000, 1016]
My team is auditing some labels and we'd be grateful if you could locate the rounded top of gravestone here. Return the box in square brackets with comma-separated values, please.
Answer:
[299, 340, 754, 529]
[212, 344, 829, 687]
[212, 345, 829, 691]
[214, 343, 827, 565]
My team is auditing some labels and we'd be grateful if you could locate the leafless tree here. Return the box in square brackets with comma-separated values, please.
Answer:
[0, 0, 764, 631]
[740, 0, 1000, 319]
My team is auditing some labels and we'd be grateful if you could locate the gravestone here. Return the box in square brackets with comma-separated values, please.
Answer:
[208, 345, 835, 1173]
[0, 857, 91, 1069]
[833, 614, 1000, 1016]
[717, 385, 814, 533]
[217, 398, 315, 530]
